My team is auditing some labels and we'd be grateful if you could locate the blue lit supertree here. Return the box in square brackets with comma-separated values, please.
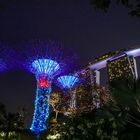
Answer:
[56, 75, 79, 113]
[19, 40, 74, 136]
[57, 75, 79, 90]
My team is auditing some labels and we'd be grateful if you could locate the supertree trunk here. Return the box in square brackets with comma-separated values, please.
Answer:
[70, 89, 76, 110]
[30, 74, 51, 136]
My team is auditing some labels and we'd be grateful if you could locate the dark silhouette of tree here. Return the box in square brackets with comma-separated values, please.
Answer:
[110, 78, 140, 129]
[0, 103, 7, 130]
[91, 0, 140, 17]
[110, 78, 140, 110]
[0, 103, 35, 140]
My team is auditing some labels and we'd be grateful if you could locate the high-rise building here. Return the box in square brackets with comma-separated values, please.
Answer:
[107, 54, 138, 82]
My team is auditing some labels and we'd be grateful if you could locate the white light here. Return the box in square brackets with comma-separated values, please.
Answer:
[126, 48, 140, 57]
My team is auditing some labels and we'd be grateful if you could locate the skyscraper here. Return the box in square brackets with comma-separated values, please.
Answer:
[107, 54, 138, 82]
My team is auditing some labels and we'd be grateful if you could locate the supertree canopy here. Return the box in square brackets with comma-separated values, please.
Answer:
[56, 75, 80, 113]
[31, 59, 60, 77]
[19, 40, 76, 136]
[57, 75, 79, 90]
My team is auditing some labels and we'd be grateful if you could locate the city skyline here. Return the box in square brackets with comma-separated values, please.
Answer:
[0, 0, 140, 127]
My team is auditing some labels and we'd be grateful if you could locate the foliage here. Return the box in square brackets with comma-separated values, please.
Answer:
[0, 103, 34, 140]
[0, 103, 7, 129]
[2, 77, 140, 140]
[93, 84, 112, 107]
[47, 103, 135, 140]
[0, 103, 24, 131]
[48, 92, 63, 122]
[47, 78, 140, 140]
[109, 78, 140, 131]
[76, 83, 93, 114]
[91, 0, 140, 17]
[110, 78, 140, 112]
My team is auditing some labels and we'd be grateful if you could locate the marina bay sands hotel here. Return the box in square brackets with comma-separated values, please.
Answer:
[78, 47, 140, 85]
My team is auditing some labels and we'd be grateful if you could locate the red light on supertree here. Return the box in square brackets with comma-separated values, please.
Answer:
[38, 79, 50, 88]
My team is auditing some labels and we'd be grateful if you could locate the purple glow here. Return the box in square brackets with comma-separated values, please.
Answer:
[0, 44, 16, 72]
[20, 40, 67, 77]
[0, 60, 7, 72]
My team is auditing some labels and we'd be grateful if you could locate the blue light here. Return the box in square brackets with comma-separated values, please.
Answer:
[57, 75, 79, 89]
[32, 59, 60, 77]
[30, 84, 51, 135]
[30, 59, 60, 137]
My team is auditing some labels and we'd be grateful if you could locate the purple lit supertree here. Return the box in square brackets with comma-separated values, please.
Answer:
[18, 40, 75, 136]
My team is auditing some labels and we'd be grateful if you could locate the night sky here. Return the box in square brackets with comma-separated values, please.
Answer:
[0, 0, 140, 127]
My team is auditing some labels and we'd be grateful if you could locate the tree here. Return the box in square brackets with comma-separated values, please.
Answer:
[47, 105, 132, 140]
[91, 0, 140, 17]
[110, 78, 140, 110]
[110, 78, 140, 130]
[0, 103, 7, 130]
[0, 103, 32, 140]
[48, 92, 63, 123]
[46, 78, 140, 139]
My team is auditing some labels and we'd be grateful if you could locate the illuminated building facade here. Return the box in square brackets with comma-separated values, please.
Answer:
[78, 47, 140, 85]
[107, 54, 138, 81]
[76, 47, 140, 108]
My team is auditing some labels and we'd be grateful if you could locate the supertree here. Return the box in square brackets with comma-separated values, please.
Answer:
[57, 75, 79, 90]
[56, 75, 80, 115]
[18, 40, 76, 136]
